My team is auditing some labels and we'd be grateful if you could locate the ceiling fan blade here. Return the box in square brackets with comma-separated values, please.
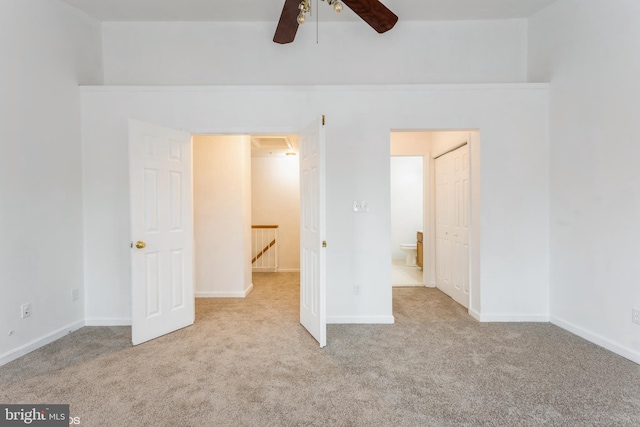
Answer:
[273, 0, 301, 44]
[342, 0, 398, 34]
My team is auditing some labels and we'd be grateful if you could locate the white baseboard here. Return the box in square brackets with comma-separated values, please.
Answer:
[469, 308, 481, 321]
[0, 320, 85, 367]
[244, 283, 254, 296]
[327, 315, 395, 324]
[551, 316, 640, 365]
[85, 318, 131, 326]
[196, 283, 253, 298]
[476, 313, 550, 322]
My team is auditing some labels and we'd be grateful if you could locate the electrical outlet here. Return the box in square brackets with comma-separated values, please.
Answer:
[632, 308, 640, 326]
[21, 303, 31, 319]
[354, 285, 361, 295]
[72, 289, 79, 302]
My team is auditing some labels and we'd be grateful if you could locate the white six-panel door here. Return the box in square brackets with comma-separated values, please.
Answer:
[129, 120, 194, 345]
[435, 144, 470, 309]
[299, 117, 326, 348]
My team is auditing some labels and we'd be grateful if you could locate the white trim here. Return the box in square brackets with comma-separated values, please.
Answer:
[79, 83, 549, 94]
[327, 315, 395, 324]
[477, 313, 550, 322]
[0, 320, 85, 367]
[196, 283, 253, 298]
[85, 318, 132, 326]
[245, 283, 254, 296]
[468, 308, 481, 321]
[551, 316, 640, 365]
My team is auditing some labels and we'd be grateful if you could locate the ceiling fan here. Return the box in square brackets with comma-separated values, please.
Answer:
[273, 0, 398, 44]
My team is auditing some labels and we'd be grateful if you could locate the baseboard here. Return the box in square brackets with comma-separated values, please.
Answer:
[196, 283, 253, 298]
[468, 308, 481, 321]
[476, 313, 550, 322]
[85, 318, 131, 326]
[0, 320, 85, 367]
[327, 315, 395, 324]
[244, 283, 254, 296]
[551, 316, 640, 365]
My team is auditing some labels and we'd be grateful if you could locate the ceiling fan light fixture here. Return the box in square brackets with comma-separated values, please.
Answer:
[297, 0, 310, 25]
[326, 0, 343, 13]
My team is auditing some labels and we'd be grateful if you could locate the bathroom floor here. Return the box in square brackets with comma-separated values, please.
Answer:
[391, 258, 423, 286]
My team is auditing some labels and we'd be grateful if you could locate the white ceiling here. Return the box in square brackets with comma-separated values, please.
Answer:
[60, 0, 559, 22]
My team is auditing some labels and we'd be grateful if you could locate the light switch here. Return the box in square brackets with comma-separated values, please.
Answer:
[353, 201, 370, 212]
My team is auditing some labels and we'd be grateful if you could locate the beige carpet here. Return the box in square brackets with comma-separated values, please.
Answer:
[1, 272, 639, 426]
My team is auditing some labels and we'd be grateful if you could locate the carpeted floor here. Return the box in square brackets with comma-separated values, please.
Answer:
[1, 272, 639, 426]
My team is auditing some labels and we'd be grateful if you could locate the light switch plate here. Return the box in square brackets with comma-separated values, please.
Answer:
[353, 201, 369, 212]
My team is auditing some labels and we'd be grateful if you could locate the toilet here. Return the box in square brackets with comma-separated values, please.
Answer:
[399, 244, 418, 266]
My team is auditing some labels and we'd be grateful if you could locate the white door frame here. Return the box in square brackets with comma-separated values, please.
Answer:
[134, 124, 324, 341]
[390, 129, 480, 318]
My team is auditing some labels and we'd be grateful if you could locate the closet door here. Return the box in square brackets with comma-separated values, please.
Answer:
[435, 144, 469, 309]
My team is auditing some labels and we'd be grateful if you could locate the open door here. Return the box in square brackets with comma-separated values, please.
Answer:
[299, 116, 327, 347]
[129, 120, 194, 345]
[435, 144, 470, 309]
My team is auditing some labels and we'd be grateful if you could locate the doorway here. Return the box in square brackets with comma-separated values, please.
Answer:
[190, 128, 327, 345]
[390, 155, 424, 286]
[389, 130, 477, 312]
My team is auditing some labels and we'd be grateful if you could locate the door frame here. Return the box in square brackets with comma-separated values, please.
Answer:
[131, 124, 323, 339]
[390, 129, 481, 318]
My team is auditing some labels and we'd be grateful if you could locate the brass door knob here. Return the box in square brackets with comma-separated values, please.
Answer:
[135, 241, 146, 249]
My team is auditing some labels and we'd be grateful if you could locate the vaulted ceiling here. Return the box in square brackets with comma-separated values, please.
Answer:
[60, 0, 559, 22]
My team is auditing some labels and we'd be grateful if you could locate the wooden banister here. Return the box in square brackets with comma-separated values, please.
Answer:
[252, 239, 276, 264]
[252, 225, 279, 229]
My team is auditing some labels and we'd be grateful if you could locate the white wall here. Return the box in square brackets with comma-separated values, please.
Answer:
[431, 131, 470, 158]
[101, 20, 527, 85]
[390, 157, 423, 260]
[80, 84, 549, 326]
[252, 155, 300, 272]
[529, 0, 640, 364]
[0, 0, 103, 364]
[193, 135, 253, 297]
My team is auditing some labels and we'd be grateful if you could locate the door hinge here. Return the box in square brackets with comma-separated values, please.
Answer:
[322, 241, 327, 248]
[322, 115, 325, 126]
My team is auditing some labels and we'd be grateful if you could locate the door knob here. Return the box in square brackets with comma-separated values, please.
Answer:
[135, 241, 146, 249]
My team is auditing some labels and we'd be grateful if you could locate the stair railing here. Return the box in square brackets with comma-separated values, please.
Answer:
[251, 225, 279, 272]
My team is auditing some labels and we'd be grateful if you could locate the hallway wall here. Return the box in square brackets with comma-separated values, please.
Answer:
[252, 153, 301, 272]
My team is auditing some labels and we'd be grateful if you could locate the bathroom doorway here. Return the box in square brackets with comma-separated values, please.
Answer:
[390, 155, 424, 286]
